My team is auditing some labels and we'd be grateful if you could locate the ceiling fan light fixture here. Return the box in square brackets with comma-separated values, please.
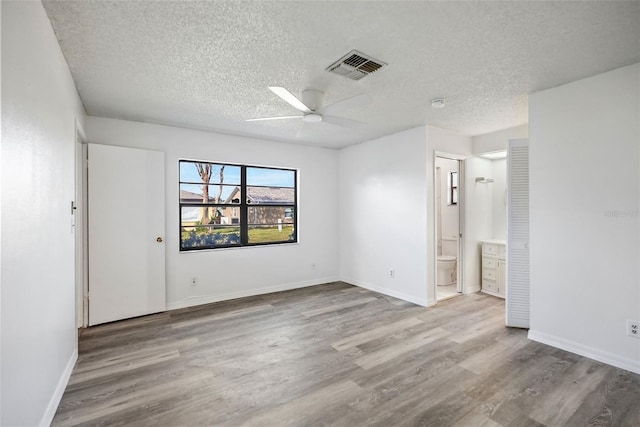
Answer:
[302, 113, 323, 123]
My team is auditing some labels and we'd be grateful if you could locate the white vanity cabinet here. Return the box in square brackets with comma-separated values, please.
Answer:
[481, 240, 506, 298]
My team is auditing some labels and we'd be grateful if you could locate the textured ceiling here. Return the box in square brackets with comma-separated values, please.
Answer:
[42, 1, 640, 148]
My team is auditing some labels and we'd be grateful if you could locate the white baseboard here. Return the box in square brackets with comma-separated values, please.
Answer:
[166, 276, 339, 310]
[528, 330, 640, 375]
[463, 284, 481, 294]
[342, 277, 428, 307]
[40, 348, 78, 427]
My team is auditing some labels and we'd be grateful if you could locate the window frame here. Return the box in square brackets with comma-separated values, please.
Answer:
[448, 171, 458, 206]
[179, 160, 297, 251]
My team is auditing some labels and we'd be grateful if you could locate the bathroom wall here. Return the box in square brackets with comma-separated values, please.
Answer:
[463, 157, 494, 292]
[491, 158, 507, 240]
[471, 124, 528, 242]
[435, 157, 460, 250]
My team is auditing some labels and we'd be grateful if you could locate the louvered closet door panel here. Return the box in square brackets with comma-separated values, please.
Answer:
[507, 139, 530, 328]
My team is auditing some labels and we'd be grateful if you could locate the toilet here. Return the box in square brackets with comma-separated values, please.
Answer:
[437, 237, 457, 286]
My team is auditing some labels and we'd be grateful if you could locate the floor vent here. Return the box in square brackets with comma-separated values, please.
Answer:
[326, 50, 386, 81]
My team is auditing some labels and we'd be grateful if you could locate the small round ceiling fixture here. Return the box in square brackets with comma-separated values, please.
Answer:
[431, 98, 446, 109]
[302, 113, 323, 123]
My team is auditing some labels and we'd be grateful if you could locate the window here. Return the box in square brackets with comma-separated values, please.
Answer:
[448, 171, 458, 205]
[179, 160, 297, 251]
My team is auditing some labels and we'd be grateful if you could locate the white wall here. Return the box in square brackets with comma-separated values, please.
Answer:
[492, 158, 507, 240]
[0, 1, 3, 417]
[1, 2, 86, 425]
[339, 126, 429, 305]
[86, 117, 339, 309]
[466, 125, 526, 287]
[426, 126, 473, 302]
[463, 157, 494, 292]
[435, 157, 460, 244]
[529, 63, 640, 374]
[472, 124, 528, 155]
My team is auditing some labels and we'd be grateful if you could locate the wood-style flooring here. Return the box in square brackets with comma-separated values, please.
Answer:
[54, 282, 640, 426]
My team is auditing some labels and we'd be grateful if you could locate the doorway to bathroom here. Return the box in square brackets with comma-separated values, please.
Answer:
[435, 155, 462, 301]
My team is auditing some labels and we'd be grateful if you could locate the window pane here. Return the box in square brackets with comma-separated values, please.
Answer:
[179, 162, 240, 185]
[180, 184, 240, 204]
[181, 206, 239, 226]
[181, 225, 241, 249]
[247, 167, 295, 188]
[246, 186, 294, 205]
[247, 206, 294, 225]
[247, 206, 295, 243]
[248, 225, 295, 244]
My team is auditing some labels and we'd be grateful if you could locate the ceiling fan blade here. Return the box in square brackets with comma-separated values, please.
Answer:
[318, 93, 372, 116]
[269, 87, 312, 113]
[322, 115, 366, 128]
[246, 115, 302, 122]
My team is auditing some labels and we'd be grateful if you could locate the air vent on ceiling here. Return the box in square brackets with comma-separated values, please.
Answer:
[326, 50, 387, 81]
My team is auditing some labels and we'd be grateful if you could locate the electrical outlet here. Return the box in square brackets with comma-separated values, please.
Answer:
[627, 320, 640, 338]
[191, 277, 197, 286]
[389, 268, 395, 279]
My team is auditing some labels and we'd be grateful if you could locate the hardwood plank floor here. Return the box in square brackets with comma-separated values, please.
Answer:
[53, 282, 640, 426]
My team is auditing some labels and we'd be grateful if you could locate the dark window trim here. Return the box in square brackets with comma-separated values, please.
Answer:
[179, 160, 297, 251]
[449, 171, 458, 206]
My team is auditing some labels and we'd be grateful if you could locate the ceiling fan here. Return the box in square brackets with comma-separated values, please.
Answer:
[246, 87, 371, 128]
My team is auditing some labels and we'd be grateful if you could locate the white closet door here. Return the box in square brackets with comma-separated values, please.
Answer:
[506, 139, 530, 328]
[88, 144, 166, 325]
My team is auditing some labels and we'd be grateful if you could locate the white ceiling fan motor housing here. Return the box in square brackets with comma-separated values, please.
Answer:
[301, 89, 323, 111]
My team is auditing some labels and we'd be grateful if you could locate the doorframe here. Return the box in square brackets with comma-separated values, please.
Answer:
[433, 151, 466, 302]
[74, 122, 89, 328]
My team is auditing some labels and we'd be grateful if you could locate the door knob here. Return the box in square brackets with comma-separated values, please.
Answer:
[156, 237, 163, 243]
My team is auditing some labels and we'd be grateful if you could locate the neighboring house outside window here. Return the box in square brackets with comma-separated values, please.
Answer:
[179, 160, 297, 251]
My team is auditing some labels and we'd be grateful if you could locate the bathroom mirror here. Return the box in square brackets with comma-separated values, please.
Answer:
[448, 171, 458, 205]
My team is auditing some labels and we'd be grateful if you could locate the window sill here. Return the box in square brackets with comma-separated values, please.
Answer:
[178, 241, 299, 254]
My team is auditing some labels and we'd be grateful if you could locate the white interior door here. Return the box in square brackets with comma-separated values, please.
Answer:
[88, 144, 166, 325]
[506, 139, 530, 328]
